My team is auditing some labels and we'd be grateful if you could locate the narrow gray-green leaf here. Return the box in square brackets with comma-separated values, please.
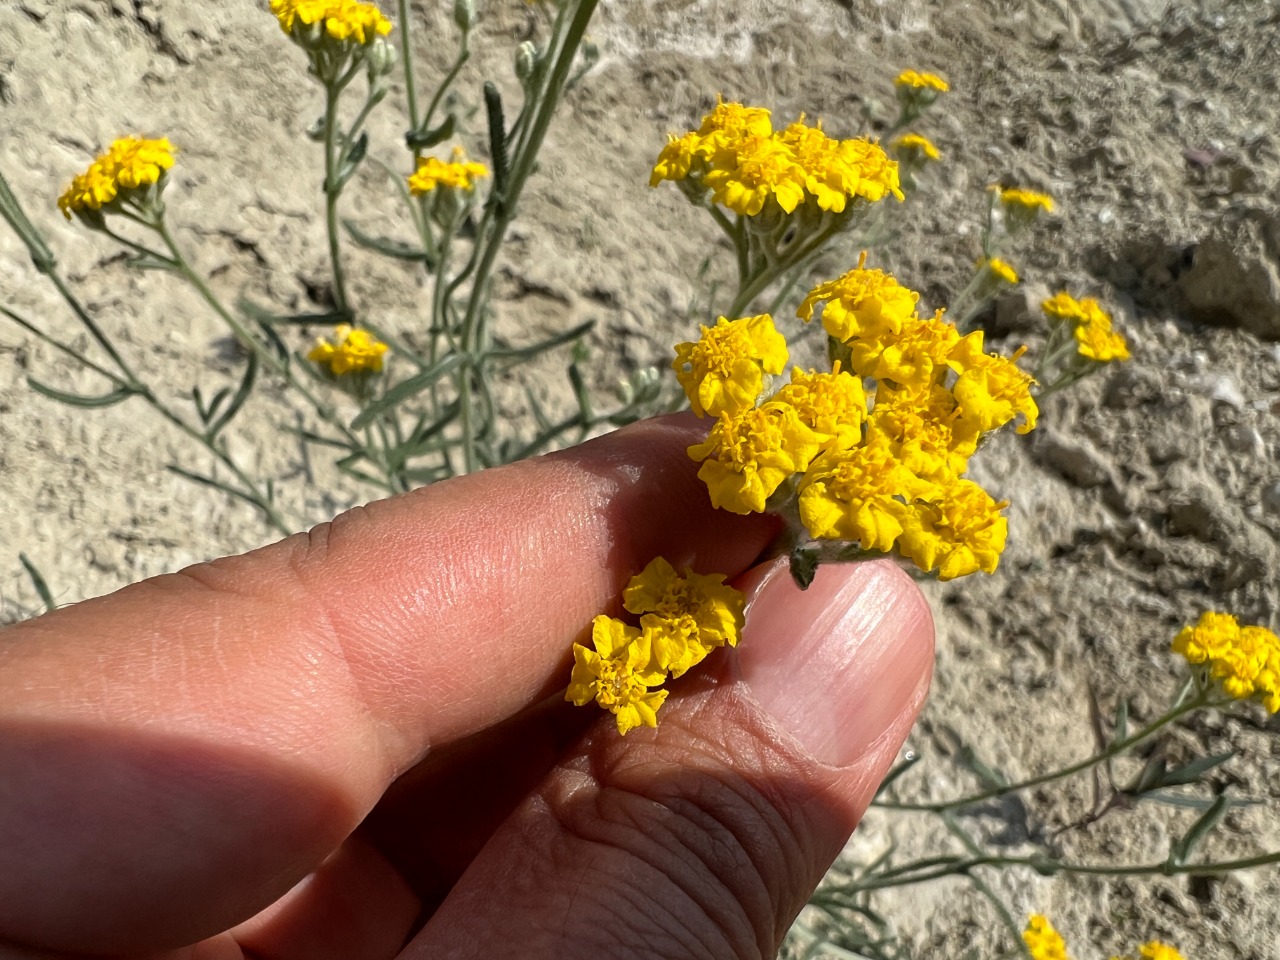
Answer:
[27, 377, 137, 408]
[1169, 793, 1229, 868]
[350, 353, 465, 430]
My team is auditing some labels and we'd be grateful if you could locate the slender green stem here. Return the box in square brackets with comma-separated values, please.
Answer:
[155, 221, 360, 447]
[323, 81, 350, 313]
[875, 694, 1207, 813]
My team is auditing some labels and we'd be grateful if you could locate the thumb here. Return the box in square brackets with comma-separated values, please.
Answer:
[406, 558, 934, 959]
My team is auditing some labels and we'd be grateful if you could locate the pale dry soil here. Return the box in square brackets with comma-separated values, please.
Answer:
[2, 1, 1279, 957]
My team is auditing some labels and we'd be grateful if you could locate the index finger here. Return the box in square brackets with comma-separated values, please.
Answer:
[0, 414, 777, 953]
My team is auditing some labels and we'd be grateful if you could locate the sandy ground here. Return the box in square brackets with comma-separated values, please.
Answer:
[2, 1, 1280, 956]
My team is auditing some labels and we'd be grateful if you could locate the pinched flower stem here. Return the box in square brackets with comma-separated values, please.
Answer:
[323, 79, 351, 313]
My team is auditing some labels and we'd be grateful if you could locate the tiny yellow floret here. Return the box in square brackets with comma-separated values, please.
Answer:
[1111, 942, 1187, 960]
[1023, 914, 1071, 960]
[307, 324, 389, 375]
[1041, 292, 1131, 363]
[983, 257, 1019, 285]
[624, 557, 746, 677]
[999, 186, 1055, 214]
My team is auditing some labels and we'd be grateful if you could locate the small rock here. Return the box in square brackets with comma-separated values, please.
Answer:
[1222, 424, 1265, 457]
[1179, 213, 1280, 339]
[1034, 432, 1113, 489]
[1261, 482, 1280, 516]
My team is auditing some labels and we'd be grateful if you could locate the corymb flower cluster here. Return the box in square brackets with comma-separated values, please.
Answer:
[56, 136, 175, 222]
[650, 99, 903, 217]
[566, 558, 745, 734]
[1173, 610, 1280, 712]
[682, 257, 1036, 583]
[1023, 914, 1185, 960]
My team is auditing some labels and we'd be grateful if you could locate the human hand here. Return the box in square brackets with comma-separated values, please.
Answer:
[0, 415, 933, 959]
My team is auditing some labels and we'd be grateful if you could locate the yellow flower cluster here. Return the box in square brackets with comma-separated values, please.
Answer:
[892, 132, 941, 161]
[650, 100, 903, 217]
[407, 147, 490, 195]
[895, 69, 950, 92]
[567, 558, 746, 734]
[678, 257, 1036, 581]
[269, 0, 392, 45]
[1025, 916, 1187, 960]
[1024, 915, 1071, 960]
[1041, 292, 1131, 363]
[57, 137, 175, 220]
[307, 324, 389, 375]
[999, 186, 1055, 214]
[1172, 610, 1280, 712]
[1112, 944, 1186, 960]
[984, 257, 1019, 285]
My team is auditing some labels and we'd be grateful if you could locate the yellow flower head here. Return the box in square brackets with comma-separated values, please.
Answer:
[776, 120, 903, 211]
[946, 334, 1039, 434]
[307, 324, 389, 375]
[1173, 611, 1280, 712]
[1041, 293, 1130, 363]
[702, 133, 807, 216]
[624, 557, 746, 676]
[895, 69, 950, 92]
[838, 137, 905, 203]
[999, 186, 1055, 215]
[57, 136, 176, 220]
[567, 616, 669, 735]
[898, 479, 1009, 580]
[688, 402, 826, 515]
[798, 436, 933, 549]
[984, 257, 1019, 285]
[798, 253, 921, 343]
[269, 0, 393, 45]
[408, 147, 490, 195]
[867, 383, 978, 482]
[697, 98, 774, 146]
[673, 313, 789, 418]
[849, 309, 961, 387]
[1023, 915, 1071, 960]
[893, 132, 942, 161]
[772, 365, 868, 451]
[650, 131, 704, 187]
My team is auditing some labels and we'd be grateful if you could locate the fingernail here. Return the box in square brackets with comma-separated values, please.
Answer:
[735, 559, 934, 767]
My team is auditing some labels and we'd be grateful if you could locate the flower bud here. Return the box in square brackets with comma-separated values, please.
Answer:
[365, 36, 398, 78]
[515, 41, 539, 85]
[453, 0, 476, 32]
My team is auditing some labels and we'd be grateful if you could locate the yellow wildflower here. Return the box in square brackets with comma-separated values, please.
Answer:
[688, 402, 826, 515]
[1041, 293, 1131, 363]
[1173, 611, 1280, 712]
[57, 136, 175, 220]
[624, 557, 746, 676]
[778, 119, 860, 213]
[894, 69, 950, 92]
[867, 384, 978, 482]
[797, 436, 934, 549]
[702, 133, 807, 216]
[946, 334, 1039, 434]
[772, 364, 868, 451]
[567, 616, 669, 735]
[1132, 944, 1186, 960]
[307, 324, 389, 375]
[892, 132, 942, 161]
[673, 314, 789, 418]
[1023, 915, 1071, 960]
[408, 147, 489, 195]
[269, 0, 392, 45]
[798, 253, 920, 343]
[839, 137, 905, 203]
[983, 257, 1019, 285]
[898, 479, 1009, 580]
[848, 309, 960, 387]
[650, 131, 704, 187]
[999, 186, 1055, 214]
[696, 98, 774, 147]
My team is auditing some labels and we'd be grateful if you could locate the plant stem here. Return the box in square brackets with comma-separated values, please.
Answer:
[874, 695, 1207, 813]
[323, 80, 350, 313]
